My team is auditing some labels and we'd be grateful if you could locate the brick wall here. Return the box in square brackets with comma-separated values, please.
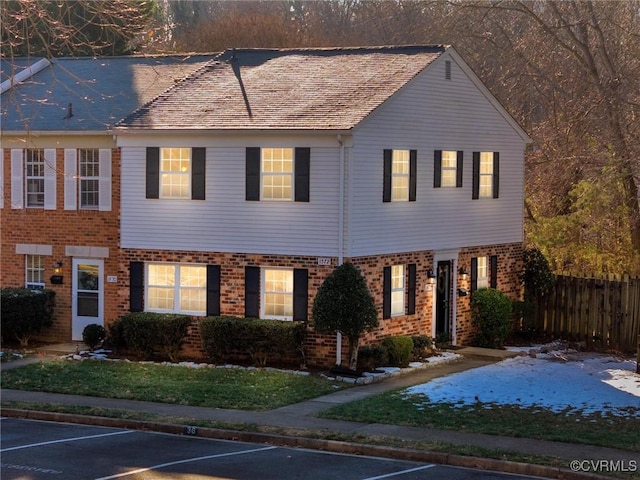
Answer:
[1, 148, 121, 343]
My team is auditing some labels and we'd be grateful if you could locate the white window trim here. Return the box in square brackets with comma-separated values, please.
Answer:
[79, 148, 100, 210]
[160, 148, 192, 199]
[391, 149, 410, 202]
[145, 263, 206, 316]
[390, 264, 405, 317]
[25, 254, 46, 289]
[261, 147, 294, 201]
[261, 267, 294, 321]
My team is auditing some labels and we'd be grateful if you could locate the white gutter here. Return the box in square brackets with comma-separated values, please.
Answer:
[1, 58, 51, 94]
[336, 134, 346, 365]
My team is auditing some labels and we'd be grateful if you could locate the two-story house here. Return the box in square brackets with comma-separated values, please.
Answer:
[113, 46, 530, 366]
[1, 55, 209, 342]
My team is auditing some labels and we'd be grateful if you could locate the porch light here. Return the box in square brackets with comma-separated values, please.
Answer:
[51, 261, 64, 284]
[458, 266, 468, 281]
[53, 261, 63, 274]
[427, 270, 436, 285]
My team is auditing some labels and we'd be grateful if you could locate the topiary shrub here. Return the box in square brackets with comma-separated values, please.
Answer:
[381, 335, 414, 367]
[356, 345, 388, 371]
[471, 288, 513, 349]
[107, 312, 191, 361]
[411, 335, 434, 360]
[1, 287, 55, 346]
[199, 316, 306, 367]
[312, 262, 378, 370]
[82, 324, 106, 350]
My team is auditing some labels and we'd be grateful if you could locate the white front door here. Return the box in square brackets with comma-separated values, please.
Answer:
[72, 258, 104, 341]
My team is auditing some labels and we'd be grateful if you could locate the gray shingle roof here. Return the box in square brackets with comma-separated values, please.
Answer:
[117, 46, 448, 131]
[1, 55, 211, 132]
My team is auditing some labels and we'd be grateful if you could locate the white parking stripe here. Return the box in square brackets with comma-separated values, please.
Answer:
[1, 430, 134, 452]
[362, 464, 437, 480]
[93, 445, 278, 480]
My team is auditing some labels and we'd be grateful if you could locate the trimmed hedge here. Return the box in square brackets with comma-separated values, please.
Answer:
[471, 288, 513, 349]
[200, 316, 306, 367]
[1, 287, 55, 346]
[82, 324, 106, 350]
[356, 345, 388, 371]
[381, 335, 414, 367]
[107, 313, 191, 361]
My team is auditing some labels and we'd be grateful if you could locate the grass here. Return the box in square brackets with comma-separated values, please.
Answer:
[320, 390, 640, 452]
[0, 360, 343, 410]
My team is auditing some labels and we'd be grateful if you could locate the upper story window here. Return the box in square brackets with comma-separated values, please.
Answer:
[472, 152, 499, 199]
[79, 149, 99, 209]
[383, 149, 416, 202]
[262, 148, 293, 200]
[146, 263, 206, 315]
[441, 151, 457, 187]
[161, 148, 191, 199]
[245, 147, 310, 202]
[434, 150, 463, 188]
[25, 149, 45, 208]
[26, 254, 45, 289]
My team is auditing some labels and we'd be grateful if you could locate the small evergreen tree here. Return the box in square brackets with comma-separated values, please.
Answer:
[312, 263, 378, 370]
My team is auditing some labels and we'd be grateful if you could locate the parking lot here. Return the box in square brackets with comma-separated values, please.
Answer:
[1, 418, 547, 479]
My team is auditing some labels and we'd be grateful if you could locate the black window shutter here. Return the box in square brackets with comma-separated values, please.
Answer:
[470, 257, 478, 294]
[245, 266, 260, 317]
[146, 147, 159, 199]
[192, 147, 206, 200]
[493, 152, 500, 199]
[383, 149, 392, 202]
[456, 151, 464, 188]
[490, 255, 498, 289]
[206, 265, 221, 316]
[293, 268, 308, 321]
[294, 147, 310, 202]
[433, 150, 442, 188]
[409, 150, 417, 201]
[472, 152, 480, 199]
[246, 147, 260, 201]
[407, 263, 416, 315]
[383, 266, 391, 319]
[130, 262, 144, 312]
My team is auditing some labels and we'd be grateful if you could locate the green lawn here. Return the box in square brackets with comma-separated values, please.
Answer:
[320, 390, 640, 452]
[0, 360, 342, 410]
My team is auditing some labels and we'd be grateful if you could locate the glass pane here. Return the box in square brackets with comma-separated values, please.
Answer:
[148, 265, 175, 286]
[180, 266, 206, 287]
[391, 291, 404, 315]
[442, 151, 457, 167]
[77, 264, 99, 291]
[180, 288, 205, 312]
[78, 292, 99, 317]
[392, 177, 408, 201]
[392, 150, 409, 174]
[148, 287, 174, 310]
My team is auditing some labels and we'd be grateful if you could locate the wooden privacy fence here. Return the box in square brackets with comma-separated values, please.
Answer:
[534, 273, 640, 353]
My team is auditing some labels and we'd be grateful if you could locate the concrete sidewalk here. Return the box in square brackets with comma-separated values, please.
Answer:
[1, 343, 636, 479]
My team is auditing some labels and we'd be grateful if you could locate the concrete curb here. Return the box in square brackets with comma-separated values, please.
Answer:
[2, 408, 612, 480]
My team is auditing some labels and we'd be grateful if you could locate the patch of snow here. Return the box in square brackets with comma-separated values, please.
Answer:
[405, 351, 640, 417]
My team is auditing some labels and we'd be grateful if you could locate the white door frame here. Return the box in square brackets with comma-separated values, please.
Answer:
[72, 258, 104, 341]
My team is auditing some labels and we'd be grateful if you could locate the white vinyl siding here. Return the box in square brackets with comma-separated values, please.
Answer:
[121, 142, 340, 256]
[347, 52, 526, 256]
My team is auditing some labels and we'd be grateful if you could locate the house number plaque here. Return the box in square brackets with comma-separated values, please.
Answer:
[317, 257, 332, 266]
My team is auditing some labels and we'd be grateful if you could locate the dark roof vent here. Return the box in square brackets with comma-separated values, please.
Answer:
[62, 102, 74, 119]
[445, 60, 451, 80]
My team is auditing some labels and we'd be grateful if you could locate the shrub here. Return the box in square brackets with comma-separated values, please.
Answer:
[411, 335, 434, 360]
[1, 287, 55, 346]
[356, 345, 388, 371]
[107, 313, 191, 361]
[200, 316, 306, 367]
[82, 324, 106, 350]
[471, 288, 513, 349]
[312, 262, 378, 370]
[381, 335, 414, 367]
[521, 247, 555, 301]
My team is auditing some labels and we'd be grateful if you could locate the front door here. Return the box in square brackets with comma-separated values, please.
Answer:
[435, 260, 451, 340]
[72, 259, 103, 341]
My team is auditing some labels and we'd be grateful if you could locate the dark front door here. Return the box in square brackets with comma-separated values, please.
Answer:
[435, 260, 451, 339]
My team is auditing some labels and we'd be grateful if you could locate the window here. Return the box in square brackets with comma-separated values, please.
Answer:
[476, 256, 489, 290]
[473, 152, 499, 199]
[79, 149, 99, 209]
[441, 151, 458, 187]
[391, 265, 405, 316]
[383, 149, 416, 202]
[25, 149, 45, 207]
[146, 264, 206, 315]
[262, 148, 293, 200]
[26, 255, 45, 289]
[263, 268, 294, 319]
[160, 148, 191, 198]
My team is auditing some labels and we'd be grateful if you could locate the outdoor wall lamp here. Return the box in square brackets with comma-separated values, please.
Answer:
[51, 261, 63, 284]
[458, 266, 469, 281]
[427, 270, 436, 285]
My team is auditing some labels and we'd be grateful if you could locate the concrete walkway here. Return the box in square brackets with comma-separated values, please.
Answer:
[1, 343, 636, 479]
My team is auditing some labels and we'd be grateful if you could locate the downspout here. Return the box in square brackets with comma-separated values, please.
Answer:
[336, 134, 346, 365]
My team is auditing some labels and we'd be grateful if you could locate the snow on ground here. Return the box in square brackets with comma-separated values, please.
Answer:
[405, 347, 640, 417]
